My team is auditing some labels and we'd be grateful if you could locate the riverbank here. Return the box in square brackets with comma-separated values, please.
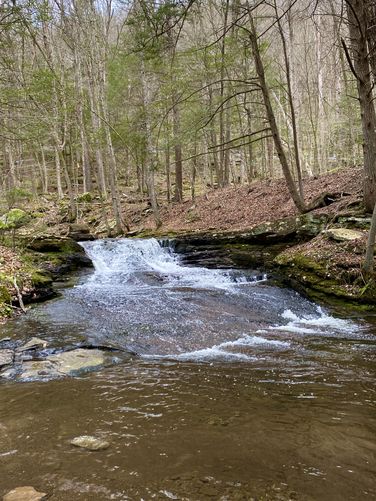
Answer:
[0, 166, 374, 318]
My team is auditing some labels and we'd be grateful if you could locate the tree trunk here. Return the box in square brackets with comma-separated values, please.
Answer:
[346, 0, 376, 212]
[275, 0, 303, 197]
[173, 99, 183, 202]
[248, 14, 306, 212]
[363, 201, 376, 274]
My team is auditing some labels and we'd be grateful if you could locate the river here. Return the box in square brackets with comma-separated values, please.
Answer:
[0, 238, 375, 500]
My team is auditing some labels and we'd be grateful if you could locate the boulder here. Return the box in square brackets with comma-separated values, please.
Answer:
[11, 360, 57, 380]
[323, 228, 364, 242]
[70, 435, 110, 451]
[335, 216, 371, 229]
[2, 486, 47, 501]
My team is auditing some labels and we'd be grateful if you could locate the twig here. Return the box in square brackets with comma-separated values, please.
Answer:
[13, 277, 26, 314]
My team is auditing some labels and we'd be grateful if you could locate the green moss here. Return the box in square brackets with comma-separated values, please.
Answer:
[0, 280, 13, 319]
[30, 270, 53, 287]
[76, 192, 93, 203]
[0, 283, 11, 303]
[0, 208, 30, 230]
[275, 249, 376, 310]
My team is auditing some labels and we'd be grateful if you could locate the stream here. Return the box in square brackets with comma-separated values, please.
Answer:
[0, 238, 375, 500]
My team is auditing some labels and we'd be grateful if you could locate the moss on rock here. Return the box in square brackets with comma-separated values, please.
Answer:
[0, 208, 30, 230]
[275, 236, 376, 310]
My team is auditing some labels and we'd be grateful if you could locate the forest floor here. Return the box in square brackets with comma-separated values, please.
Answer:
[139, 167, 363, 234]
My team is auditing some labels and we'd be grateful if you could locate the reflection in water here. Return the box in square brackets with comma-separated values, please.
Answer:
[0, 238, 375, 500]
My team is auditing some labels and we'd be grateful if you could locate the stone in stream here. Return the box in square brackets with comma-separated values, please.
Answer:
[16, 337, 48, 352]
[2, 486, 47, 501]
[47, 348, 106, 375]
[70, 435, 110, 451]
[0, 350, 13, 368]
[2, 348, 107, 381]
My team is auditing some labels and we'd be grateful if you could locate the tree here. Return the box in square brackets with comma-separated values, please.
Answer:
[247, 7, 307, 213]
[343, 0, 376, 212]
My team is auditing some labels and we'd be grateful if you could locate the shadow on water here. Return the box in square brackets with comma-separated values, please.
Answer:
[0, 238, 375, 500]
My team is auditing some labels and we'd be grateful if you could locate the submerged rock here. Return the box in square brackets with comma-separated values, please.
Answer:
[70, 435, 110, 451]
[2, 486, 47, 501]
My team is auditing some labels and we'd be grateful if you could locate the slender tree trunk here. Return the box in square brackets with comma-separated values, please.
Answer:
[74, 48, 92, 193]
[248, 14, 306, 212]
[275, 0, 303, 197]
[172, 99, 183, 202]
[165, 142, 171, 203]
[140, 60, 161, 228]
[39, 145, 48, 194]
[219, 0, 230, 187]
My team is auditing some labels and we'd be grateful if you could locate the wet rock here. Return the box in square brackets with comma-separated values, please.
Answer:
[47, 349, 105, 374]
[70, 435, 110, 451]
[169, 214, 328, 269]
[14, 360, 57, 379]
[16, 337, 48, 352]
[2, 486, 47, 501]
[323, 228, 364, 242]
[4, 348, 107, 381]
[0, 350, 13, 368]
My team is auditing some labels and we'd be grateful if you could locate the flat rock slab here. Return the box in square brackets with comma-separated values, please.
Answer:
[48, 349, 105, 375]
[70, 435, 110, 451]
[3, 486, 47, 501]
[324, 228, 364, 242]
[3, 348, 107, 381]
[16, 337, 48, 352]
[0, 350, 13, 368]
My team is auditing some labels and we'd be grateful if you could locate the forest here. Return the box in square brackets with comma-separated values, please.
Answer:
[0, 0, 374, 224]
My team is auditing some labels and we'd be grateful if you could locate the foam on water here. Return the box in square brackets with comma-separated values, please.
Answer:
[269, 307, 358, 336]
[143, 334, 290, 362]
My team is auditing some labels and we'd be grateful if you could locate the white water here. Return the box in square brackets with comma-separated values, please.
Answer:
[75, 238, 361, 362]
[81, 238, 265, 291]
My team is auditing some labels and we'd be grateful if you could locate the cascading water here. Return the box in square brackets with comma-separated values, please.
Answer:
[80, 237, 264, 290]
[64, 238, 362, 361]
